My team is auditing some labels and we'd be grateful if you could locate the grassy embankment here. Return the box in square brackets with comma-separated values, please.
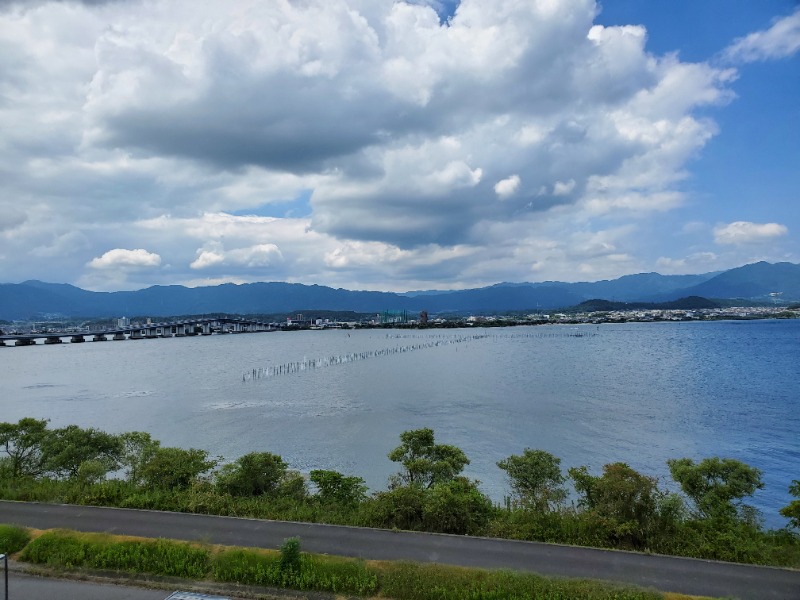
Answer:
[0, 524, 712, 600]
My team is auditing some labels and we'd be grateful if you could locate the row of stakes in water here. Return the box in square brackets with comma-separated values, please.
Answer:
[387, 330, 598, 340]
[242, 329, 596, 382]
[243, 333, 493, 382]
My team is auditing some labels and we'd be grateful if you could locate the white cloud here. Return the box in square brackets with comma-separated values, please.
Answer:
[88, 248, 162, 269]
[190, 249, 225, 270]
[714, 221, 788, 245]
[191, 243, 284, 270]
[0, 0, 793, 291]
[656, 252, 719, 273]
[494, 175, 520, 199]
[553, 179, 576, 197]
[724, 9, 800, 63]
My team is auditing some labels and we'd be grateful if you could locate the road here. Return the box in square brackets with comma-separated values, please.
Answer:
[6, 570, 169, 600]
[2, 501, 798, 599]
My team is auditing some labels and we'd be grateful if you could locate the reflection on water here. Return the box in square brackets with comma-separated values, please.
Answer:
[2, 320, 798, 527]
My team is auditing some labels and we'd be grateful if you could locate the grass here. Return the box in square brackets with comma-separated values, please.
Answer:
[7, 525, 687, 599]
[20, 529, 210, 578]
[0, 523, 30, 554]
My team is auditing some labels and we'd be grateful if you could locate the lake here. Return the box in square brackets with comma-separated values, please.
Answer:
[2, 319, 798, 527]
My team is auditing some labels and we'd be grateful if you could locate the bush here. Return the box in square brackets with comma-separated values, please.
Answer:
[216, 452, 287, 497]
[310, 469, 367, 506]
[367, 485, 426, 531]
[140, 447, 217, 490]
[279, 537, 301, 574]
[423, 477, 494, 535]
[0, 524, 30, 554]
[20, 530, 210, 578]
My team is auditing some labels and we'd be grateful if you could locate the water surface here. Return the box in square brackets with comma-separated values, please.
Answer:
[2, 320, 797, 527]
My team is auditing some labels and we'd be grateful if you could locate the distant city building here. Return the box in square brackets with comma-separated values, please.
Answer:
[419, 310, 428, 324]
[117, 316, 130, 328]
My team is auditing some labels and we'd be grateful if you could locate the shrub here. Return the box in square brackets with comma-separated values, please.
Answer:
[279, 537, 301, 574]
[0, 524, 30, 554]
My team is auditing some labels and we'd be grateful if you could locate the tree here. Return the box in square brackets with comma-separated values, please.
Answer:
[569, 462, 665, 548]
[310, 469, 367, 506]
[40, 425, 123, 479]
[119, 431, 161, 485]
[388, 428, 469, 489]
[140, 447, 217, 489]
[668, 457, 764, 521]
[216, 451, 288, 497]
[497, 448, 566, 511]
[779, 480, 800, 529]
[0, 418, 49, 478]
[422, 476, 494, 535]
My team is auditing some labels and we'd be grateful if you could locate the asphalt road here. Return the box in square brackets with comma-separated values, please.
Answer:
[6, 570, 169, 600]
[2, 501, 798, 599]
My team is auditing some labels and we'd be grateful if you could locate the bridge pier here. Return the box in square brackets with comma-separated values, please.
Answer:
[15, 338, 35, 346]
[93, 334, 108, 342]
[70, 335, 85, 343]
[44, 337, 62, 345]
[130, 331, 143, 339]
[113, 333, 126, 341]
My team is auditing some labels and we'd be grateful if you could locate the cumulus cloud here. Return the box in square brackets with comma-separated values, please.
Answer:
[714, 221, 788, 245]
[724, 9, 800, 63]
[494, 175, 520, 199]
[0, 0, 795, 290]
[190, 243, 283, 270]
[88, 248, 162, 269]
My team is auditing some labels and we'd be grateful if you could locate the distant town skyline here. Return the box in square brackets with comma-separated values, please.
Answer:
[1, 0, 798, 292]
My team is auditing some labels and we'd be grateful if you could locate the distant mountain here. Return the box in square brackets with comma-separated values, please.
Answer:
[1, 261, 798, 320]
[671, 262, 800, 301]
[573, 296, 722, 313]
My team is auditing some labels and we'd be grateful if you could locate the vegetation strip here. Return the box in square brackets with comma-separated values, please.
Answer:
[1, 525, 709, 600]
[1, 419, 798, 569]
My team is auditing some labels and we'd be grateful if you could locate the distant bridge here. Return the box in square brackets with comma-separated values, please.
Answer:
[0, 317, 276, 347]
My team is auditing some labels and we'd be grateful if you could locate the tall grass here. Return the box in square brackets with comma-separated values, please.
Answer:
[377, 562, 662, 600]
[19, 530, 210, 578]
[13, 527, 666, 599]
[0, 524, 30, 554]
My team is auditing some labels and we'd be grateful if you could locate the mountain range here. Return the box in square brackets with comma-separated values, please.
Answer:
[1, 261, 798, 321]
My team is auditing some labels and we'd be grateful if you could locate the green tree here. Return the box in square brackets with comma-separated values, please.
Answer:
[497, 448, 566, 511]
[141, 447, 217, 489]
[277, 470, 308, 502]
[368, 485, 426, 531]
[779, 480, 800, 529]
[667, 457, 764, 521]
[310, 469, 367, 506]
[422, 476, 494, 535]
[216, 451, 288, 497]
[119, 431, 161, 485]
[40, 425, 123, 479]
[0, 417, 49, 478]
[388, 428, 469, 489]
[569, 463, 665, 548]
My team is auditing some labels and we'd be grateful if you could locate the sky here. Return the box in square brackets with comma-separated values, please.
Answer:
[0, 0, 798, 292]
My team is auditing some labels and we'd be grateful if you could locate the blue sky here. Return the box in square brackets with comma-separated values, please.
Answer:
[0, 0, 797, 291]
